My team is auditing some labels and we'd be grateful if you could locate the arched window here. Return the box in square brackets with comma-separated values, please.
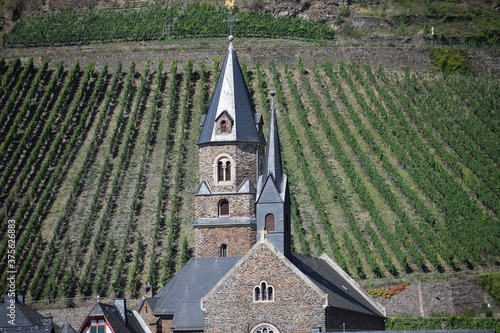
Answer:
[267, 286, 273, 301]
[225, 161, 231, 181]
[265, 214, 275, 232]
[218, 161, 224, 182]
[219, 200, 229, 216]
[220, 244, 227, 257]
[254, 287, 260, 301]
[214, 155, 234, 184]
[253, 281, 274, 302]
[216, 112, 233, 134]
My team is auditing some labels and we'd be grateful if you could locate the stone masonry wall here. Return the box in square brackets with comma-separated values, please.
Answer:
[202, 242, 326, 333]
[376, 279, 496, 317]
[7, 43, 499, 78]
[198, 144, 262, 193]
[138, 300, 162, 333]
[195, 225, 256, 257]
[195, 193, 256, 218]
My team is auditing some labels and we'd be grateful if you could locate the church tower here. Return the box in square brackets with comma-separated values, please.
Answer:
[256, 91, 291, 258]
[194, 37, 266, 258]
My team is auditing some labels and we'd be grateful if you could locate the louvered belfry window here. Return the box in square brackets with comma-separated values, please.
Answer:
[220, 200, 229, 216]
[218, 161, 224, 182]
[221, 120, 227, 133]
[225, 161, 231, 181]
[265, 214, 275, 232]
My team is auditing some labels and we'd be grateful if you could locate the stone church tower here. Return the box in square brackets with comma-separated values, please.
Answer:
[193, 38, 266, 258]
[138, 39, 386, 333]
[256, 91, 291, 259]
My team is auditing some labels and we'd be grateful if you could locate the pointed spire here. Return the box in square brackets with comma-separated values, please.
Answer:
[263, 91, 283, 188]
[198, 36, 265, 145]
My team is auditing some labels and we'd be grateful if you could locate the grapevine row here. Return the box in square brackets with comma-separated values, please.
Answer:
[148, 60, 179, 289]
[336, 61, 444, 272]
[293, 60, 391, 277]
[271, 61, 354, 275]
[0, 59, 49, 161]
[112, 61, 153, 297]
[161, 59, 195, 284]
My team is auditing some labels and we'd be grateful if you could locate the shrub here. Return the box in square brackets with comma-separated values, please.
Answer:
[477, 272, 500, 306]
[430, 47, 471, 74]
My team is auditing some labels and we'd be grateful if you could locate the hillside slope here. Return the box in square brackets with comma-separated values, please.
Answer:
[1, 0, 499, 44]
[0, 53, 498, 300]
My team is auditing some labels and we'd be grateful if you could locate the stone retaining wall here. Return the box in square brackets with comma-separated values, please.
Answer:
[3, 43, 499, 77]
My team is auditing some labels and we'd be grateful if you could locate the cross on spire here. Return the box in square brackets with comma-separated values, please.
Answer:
[258, 228, 268, 242]
[223, 10, 239, 36]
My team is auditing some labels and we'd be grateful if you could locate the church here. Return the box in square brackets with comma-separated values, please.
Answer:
[137, 36, 386, 333]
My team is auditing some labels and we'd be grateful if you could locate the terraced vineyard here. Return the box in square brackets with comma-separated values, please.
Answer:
[0, 55, 498, 299]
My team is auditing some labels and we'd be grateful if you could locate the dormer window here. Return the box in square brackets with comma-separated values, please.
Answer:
[253, 281, 274, 302]
[216, 111, 233, 134]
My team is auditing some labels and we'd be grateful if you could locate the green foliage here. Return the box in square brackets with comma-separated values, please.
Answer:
[430, 47, 471, 74]
[386, 316, 500, 331]
[477, 273, 500, 306]
[3, 3, 334, 47]
[342, 24, 362, 38]
[339, 7, 351, 17]
[393, 13, 410, 27]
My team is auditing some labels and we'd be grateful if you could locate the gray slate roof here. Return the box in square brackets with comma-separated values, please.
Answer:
[292, 253, 385, 318]
[197, 42, 265, 145]
[0, 295, 56, 332]
[147, 257, 240, 331]
[261, 93, 284, 190]
[87, 302, 146, 333]
[148, 252, 385, 331]
[59, 321, 76, 333]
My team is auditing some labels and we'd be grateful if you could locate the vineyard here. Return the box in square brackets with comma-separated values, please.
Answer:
[0, 53, 499, 300]
[3, 3, 335, 47]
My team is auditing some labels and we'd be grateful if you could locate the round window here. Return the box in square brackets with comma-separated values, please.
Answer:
[251, 323, 280, 333]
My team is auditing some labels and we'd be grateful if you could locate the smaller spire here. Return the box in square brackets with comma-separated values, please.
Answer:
[263, 91, 283, 188]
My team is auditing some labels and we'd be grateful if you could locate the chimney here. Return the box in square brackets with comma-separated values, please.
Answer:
[17, 295, 24, 304]
[41, 317, 53, 326]
[3, 294, 15, 303]
[114, 299, 127, 323]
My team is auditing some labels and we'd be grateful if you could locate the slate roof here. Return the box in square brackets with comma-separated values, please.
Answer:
[292, 253, 385, 318]
[149, 250, 384, 331]
[192, 217, 256, 228]
[59, 321, 76, 333]
[84, 302, 147, 333]
[147, 257, 240, 331]
[0, 295, 56, 332]
[197, 41, 265, 145]
[261, 92, 284, 190]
